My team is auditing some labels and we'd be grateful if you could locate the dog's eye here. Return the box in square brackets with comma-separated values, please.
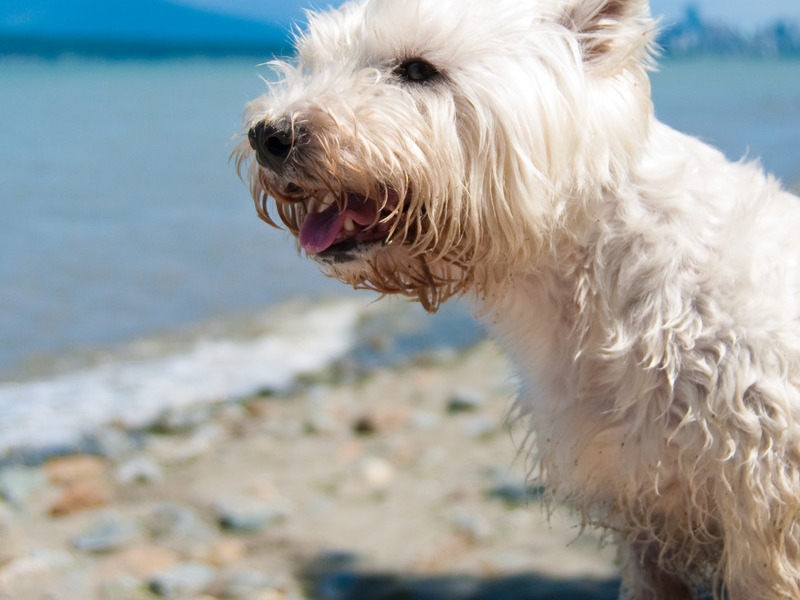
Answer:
[395, 59, 438, 83]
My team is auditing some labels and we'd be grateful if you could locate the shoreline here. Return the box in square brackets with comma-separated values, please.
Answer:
[0, 296, 483, 465]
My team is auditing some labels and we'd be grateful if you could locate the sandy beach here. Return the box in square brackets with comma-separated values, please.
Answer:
[0, 335, 620, 600]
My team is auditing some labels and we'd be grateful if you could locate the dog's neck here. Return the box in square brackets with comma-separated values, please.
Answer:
[472, 121, 663, 410]
[476, 257, 583, 406]
[472, 118, 736, 431]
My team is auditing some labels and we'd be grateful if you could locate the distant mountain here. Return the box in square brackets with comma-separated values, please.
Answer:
[3, 0, 799, 59]
[0, 0, 292, 57]
[659, 4, 800, 57]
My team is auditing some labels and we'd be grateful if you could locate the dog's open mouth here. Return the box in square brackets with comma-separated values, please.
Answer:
[298, 190, 400, 259]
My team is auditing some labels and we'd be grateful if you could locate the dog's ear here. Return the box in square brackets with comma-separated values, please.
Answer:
[561, 0, 653, 69]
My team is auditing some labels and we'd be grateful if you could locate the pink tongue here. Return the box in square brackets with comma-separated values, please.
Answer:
[299, 196, 377, 254]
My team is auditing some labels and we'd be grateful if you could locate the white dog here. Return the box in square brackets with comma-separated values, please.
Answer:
[237, 0, 800, 597]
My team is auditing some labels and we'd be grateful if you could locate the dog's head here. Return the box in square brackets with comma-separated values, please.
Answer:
[236, 0, 655, 311]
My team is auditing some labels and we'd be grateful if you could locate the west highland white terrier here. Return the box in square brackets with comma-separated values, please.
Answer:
[236, 0, 800, 597]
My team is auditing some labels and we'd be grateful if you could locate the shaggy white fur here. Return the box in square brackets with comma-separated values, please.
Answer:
[236, 0, 800, 597]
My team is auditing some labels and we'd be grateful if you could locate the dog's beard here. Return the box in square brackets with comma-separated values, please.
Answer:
[242, 154, 474, 313]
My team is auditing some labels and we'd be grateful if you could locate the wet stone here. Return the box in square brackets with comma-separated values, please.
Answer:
[98, 574, 150, 600]
[45, 454, 108, 485]
[409, 410, 441, 431]
[214, 496, 288, 533]
[206, 536, 248, 567]
[91, 428, 140, 462]
[0, 501, 14, 532]
[352, 414, 378, 435]
[462, 415, 496, 439]
[485, 481, 545, 507]
[356, 457, 396, 491]
[49, 480, 113, 516]
[72, 512, 140, 553]
[147, 423, 225, 464]
[0, 550, 87, 599]
[0, 465, 49, 507]
[304, 410, 339, 435]
[446, 389, 487, 414]
[152, 404, 215, 434]
[101, 544, 181, 580]
[148, 561, 217, 598]
[351, 405, 411, 435]
[449, 507, 494, 543]
[146, 503, 217, 549]
[116, 456, 164, 485]
[222, 570, 284, 599]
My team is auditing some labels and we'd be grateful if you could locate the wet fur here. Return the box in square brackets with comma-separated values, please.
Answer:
[237, 1, 800, 597]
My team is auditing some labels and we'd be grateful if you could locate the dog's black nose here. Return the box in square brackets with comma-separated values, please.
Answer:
[248, 120, 295, 172]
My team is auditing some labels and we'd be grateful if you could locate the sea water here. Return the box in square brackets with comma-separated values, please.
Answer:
[0, 58, 354, 379]
[0, 56, 798, 456]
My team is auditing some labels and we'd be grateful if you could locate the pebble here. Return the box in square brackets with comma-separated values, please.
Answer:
[222, 570, 284, 599]
[409, 410, 442, 431]
[485, 481, 544, 507]
[304, 410, 339, 434]
[462, 415, 496, 439]
[0, 465, 49, 507]
[215, 403, 250, 430]
[304, 494, 336, 518]
[351, 414, 378, 435]
[153, 404, 215, 434]
[489, 550, 539, 573]
[100, 544, 181, 579]
[254, 591, 288, 600]
[214, 496, 288, 533]
[91, 428, 140, 462]
[147, 423, 225, 464]
[0, 526, 22, 566]
[206, 537, 247, 567]
[148, 561, 217, 598]
[416, 447, 446, 470]
[448, 507, 494, 543]
[0, 500, 15, 531]
[146, 503, 217, 552]
[49, 479, 113, 516]
[352, 405, 412, 435]
[335, 440, 365, 464]
[45, 454, 108, 485]
[72, 511, 141, 553]
[116, 456, 164, 485]
[446, 389, 487, 414]
[0, 550, 89, 599]
[97, 574, 150, 600]
[0, 549, 71, 583]
[356, 456, 396, 491]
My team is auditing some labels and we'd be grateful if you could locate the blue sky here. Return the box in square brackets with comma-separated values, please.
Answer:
[175, 0, 800, 28]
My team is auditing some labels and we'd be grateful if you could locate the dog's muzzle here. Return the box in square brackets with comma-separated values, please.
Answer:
[247, 118, 403, 264]
[248, 120, 300, 173]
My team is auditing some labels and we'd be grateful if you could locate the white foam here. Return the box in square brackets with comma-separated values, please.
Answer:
[0, 298, 367, 457]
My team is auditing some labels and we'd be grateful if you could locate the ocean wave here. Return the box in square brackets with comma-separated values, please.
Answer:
[0, 298, 368, 458]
